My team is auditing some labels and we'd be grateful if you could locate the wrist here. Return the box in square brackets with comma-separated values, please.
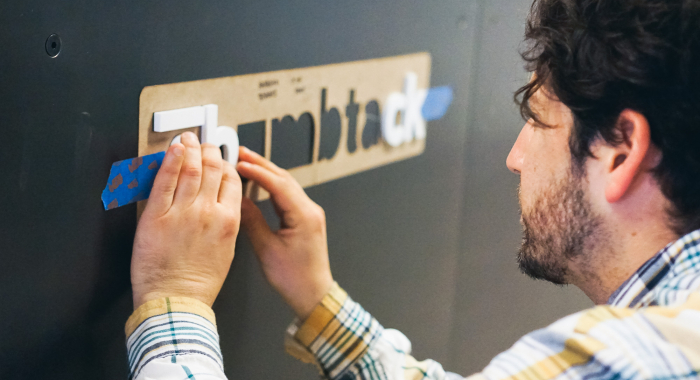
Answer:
[126, 296, 217, 340]
[133, 291, 172, 310]
[290, 276, 334, 321]
[132, 283, 219, 310]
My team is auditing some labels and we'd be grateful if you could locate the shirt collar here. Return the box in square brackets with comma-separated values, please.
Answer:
[607, 229, 700, 308]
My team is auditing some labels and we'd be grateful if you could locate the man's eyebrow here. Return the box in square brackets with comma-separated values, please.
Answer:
[527, 90, 558, 129]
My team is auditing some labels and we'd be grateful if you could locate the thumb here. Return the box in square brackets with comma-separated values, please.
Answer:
[240, 197, 276, 254]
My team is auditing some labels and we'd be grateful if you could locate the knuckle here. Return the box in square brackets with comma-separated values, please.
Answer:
[282, 172, 300, 189]
[202, 161, 222, 173]
[221, 213, 241, 233]
[196, 211, 218, 232]
[160, 163, 181, 176]
[182, 165, 202, 178]
[282, 170, 295, 181]
[314, 205, 326, 223]
[303, 204, 325, 225]
[202, 157, 223, 171]
[219, 228, 236, 241]
[154, 181, 177, 196]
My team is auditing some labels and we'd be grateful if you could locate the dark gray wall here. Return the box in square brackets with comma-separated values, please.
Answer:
[0, 1, 590, 379]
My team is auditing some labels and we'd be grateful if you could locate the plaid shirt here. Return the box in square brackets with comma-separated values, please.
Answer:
[125, 230, 700, 380]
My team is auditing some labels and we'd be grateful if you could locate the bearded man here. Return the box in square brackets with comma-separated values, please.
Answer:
[125, 0, 700, 379]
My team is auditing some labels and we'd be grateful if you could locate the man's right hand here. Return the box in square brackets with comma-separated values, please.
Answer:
[236, 147, 334, 321]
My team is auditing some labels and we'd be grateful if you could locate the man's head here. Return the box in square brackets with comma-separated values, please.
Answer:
[507, 0, 700, 294]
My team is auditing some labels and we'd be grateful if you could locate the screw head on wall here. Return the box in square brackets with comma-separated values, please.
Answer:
[45, 34, 61, 58]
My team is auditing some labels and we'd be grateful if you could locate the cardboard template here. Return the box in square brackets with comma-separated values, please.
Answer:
[139, 52, 431, 201]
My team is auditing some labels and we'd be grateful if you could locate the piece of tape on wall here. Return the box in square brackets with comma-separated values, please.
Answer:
[101, 151, 165, 210]
[422, 86, 453, 121]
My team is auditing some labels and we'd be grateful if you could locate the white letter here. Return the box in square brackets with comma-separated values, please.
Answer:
[154, 104, 239, 164]
[381, 92, 407, 147]
[381, 72, 427, 147]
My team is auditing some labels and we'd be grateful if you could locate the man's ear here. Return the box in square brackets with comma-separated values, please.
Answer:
[604, 109, 652, 203]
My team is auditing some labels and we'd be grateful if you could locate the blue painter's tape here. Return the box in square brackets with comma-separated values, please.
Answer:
[422, 86, 454, 121]
[101, 151, 166, 210]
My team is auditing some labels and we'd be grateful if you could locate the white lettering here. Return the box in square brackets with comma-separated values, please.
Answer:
[153, 104, 239, 164]
[381, 72, 427, 147]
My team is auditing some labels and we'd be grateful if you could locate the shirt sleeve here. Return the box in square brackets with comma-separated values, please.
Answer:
[125, 297, 227, 380]
[284, 283, 686, 380]
[284, 282, 455, 379]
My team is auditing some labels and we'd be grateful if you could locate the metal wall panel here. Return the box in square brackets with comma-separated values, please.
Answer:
[0, 1, 590, 379]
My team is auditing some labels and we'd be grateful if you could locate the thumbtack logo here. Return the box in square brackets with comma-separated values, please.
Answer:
[131, 53, 451, 205]
[152, 72, 451, 162]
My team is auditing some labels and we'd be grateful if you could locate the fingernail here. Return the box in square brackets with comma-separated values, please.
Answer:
[173, 146, 184, 157]
[184, 131, 198, 142]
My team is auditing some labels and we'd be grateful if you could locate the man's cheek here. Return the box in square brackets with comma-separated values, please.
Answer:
[518, 173, 534, 200]
[518, 178, 541, 214]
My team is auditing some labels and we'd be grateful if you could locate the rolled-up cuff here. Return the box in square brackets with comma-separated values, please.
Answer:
[125, 297, 222, 379]
[285, 283, 384, 379]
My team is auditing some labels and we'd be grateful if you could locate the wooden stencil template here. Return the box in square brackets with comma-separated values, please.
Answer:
[139, 52, 431, 200]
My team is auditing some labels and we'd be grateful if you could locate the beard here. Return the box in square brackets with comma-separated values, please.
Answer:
[517, 167, 602, 285]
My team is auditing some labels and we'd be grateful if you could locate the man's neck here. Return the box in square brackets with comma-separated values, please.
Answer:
[572, 162, 681, 305]
[571, 220, 678, 305]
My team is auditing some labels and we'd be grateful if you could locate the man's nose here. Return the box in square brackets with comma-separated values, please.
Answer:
[506, 123, 528, 174]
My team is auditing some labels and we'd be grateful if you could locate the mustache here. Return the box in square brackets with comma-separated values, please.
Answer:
[517, 184, 525, 224]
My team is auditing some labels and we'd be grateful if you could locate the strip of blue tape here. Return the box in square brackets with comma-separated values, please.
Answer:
[101, 151, 165, 210]
[422, 86, 453, 121]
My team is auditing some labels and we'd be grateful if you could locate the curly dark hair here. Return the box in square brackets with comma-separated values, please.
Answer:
[515, 0, 700, 235]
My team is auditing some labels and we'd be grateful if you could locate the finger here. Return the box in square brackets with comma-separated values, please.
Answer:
[173, 132, 202, 205]
[236, 161, 301, 215]
[240, 197, 276, 252]
[218, 162, 242, 207]
[145, 143, 185, 216]
[198, 143, 224, 201]
[238, 146, 286, 175]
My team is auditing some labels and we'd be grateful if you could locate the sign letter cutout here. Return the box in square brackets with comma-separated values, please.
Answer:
[153, 104, 240, 164]
[381, 72, 428, 147]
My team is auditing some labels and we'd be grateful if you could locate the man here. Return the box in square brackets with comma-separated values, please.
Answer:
[126, 0, 700, 379]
